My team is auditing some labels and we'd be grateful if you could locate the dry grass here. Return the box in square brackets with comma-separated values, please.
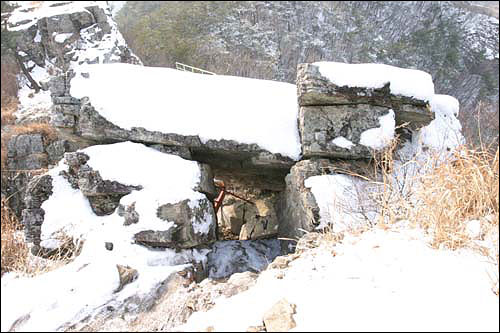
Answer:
[0, 96, 18, 126]
[414, 148, 498, 250]
[1, 197, 29, 276]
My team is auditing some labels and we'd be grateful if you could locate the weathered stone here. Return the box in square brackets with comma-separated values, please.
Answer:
[46, 139, 78, 165]
[297, 63, 434, 128]
[149, 144, 192, 160]
[195, 163, 217, 200]
[21, 208, 45, 245]
[115, 265, 138, 293]
[299, 104, 389, 159]
[117, 202, 139, 226]
[53, 96, 80, 105]
[21, 174, 53, 246]
[50, 112, 75, 128]
[61, 152, 142, 215]
[206, 239, 281, 279]
[276, 159, 331, 250]
[8, 134, 45, 157]
[218, 200, 247, 235]
[24, 174, 53, 209]
[139, 198, 216, 249]
[263, 299, 296, 332]
[239, 199, 279, 240]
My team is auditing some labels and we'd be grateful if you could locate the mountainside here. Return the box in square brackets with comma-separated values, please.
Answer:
[117, 1, 499, 147]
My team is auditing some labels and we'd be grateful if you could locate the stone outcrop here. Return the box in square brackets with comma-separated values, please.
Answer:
[218, 196, 279, 240]
[60, 152, 142, 216]
[21, 174, 53, 249]
[297, 63, 434, 159]
[135, 198, 216, 249]
[21, 144, 218, 252]
[4, 133, 78, 217]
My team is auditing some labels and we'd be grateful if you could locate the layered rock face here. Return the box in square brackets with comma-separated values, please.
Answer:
[297, 63, 434, 159]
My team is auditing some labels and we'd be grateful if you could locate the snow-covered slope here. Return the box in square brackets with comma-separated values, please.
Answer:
[179, 224, 499, 332]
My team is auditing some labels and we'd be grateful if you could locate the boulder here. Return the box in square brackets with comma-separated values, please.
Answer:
[276, 159, 327, 247]
[239, 199, 279, 240]
[263, 299, 297, 332]
[135, 198, 216, 249]
[206, 239, 281, 279]
[297, 63, 434, 130]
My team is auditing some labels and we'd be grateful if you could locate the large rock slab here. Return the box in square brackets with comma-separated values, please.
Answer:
[297, 63, 434, 129]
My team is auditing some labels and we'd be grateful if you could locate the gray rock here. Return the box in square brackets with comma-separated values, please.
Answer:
[22, 174, 53, 246]
[297, 63, 434, 129]
[299, 104, 388, 159]
[206, 239, 281, 279]
[46, 139, 78, 165]
[149, 144, 192, 160]
[117, 202, 139, 226]
[276, 159, 331, 250]
[239, 199, 279, 240]
[21, 208, 45, 245]
[195, 163, 217, 200]
[8, 134, 45, 157]
[136, 198, 216, 249]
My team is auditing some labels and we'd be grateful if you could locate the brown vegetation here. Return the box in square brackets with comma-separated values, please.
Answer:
[1, 197, 29, 276]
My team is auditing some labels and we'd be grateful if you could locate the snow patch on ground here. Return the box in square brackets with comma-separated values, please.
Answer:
[179, 225, 499, 332]
[70, 63, 301, 160]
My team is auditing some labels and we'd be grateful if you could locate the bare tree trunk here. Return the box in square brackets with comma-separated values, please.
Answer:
[13, 50, 40, 93]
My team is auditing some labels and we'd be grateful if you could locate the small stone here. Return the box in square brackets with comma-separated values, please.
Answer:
[105, 242, 113, 251]
[263, 298, 296, 332]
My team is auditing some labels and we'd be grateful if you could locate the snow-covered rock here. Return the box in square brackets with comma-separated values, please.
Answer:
[297, 62, 435, 159]
[7, 1, 141, 124]
[22, 141, 217, 252]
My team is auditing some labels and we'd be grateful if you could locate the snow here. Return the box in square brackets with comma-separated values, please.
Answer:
[70, 63, 301, 160]
[305, 174, 378, 232]
[359, 109, 396, 150]
[1, 142, 212, 331]
[179, 225, 499, 332]
[314, 61, 435, 102]
[8, 1, 109, 31]
[418, 94, 464, 153]
[331, 136, 355, 149]
[54, 32, 73, 43]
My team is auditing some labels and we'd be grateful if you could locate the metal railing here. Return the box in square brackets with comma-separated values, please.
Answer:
[175, 62, 215, 75]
